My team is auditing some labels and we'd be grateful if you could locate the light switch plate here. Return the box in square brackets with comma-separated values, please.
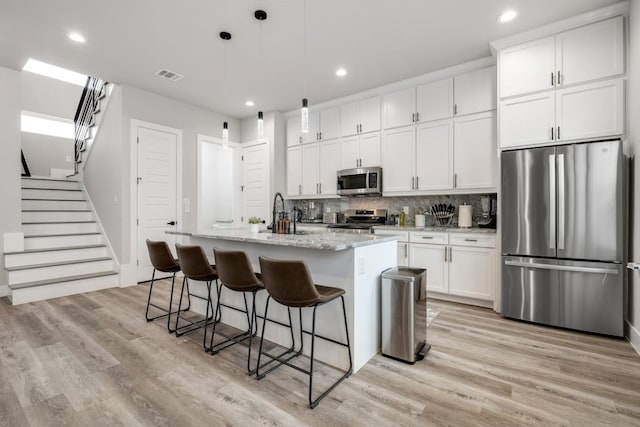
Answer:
[183, 198, 191, 213]
[358, 257, 365, 275]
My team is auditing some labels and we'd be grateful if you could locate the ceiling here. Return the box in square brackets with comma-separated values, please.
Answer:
[0, 0, 621, 119]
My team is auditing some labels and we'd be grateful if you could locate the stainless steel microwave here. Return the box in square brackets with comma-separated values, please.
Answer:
[337, 167, 382, 196]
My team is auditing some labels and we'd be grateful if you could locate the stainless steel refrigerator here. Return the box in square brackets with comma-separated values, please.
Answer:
[501, 140, 624, 337]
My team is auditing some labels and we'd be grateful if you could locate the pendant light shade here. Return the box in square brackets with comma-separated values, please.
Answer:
[301, 98, 309, 133]
[257, 111, 264, 143]
[222, 121, 229, 148]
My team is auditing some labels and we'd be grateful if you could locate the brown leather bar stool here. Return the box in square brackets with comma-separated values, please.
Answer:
[209, 248, 266, 374]
[144, 239, 187, 333]
[256, 256, 353, 409]
[175, 243, 220, 350]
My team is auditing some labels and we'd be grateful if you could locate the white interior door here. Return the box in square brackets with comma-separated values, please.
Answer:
[242, 142, 269, 224]
[197, 136, 237, 229]
[137, 126, 178, 282]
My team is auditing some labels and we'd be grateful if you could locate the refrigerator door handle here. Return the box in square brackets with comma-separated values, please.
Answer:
[557, 154, 565, 250]
[504, 260, 619, 275]
[549, 154, 556, 250]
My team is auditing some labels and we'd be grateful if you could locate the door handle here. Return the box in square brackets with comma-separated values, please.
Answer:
[549, 154, 556, 250]
[504, 260, 618, 275]
[167, 221, 176, 226]
[557, 154, 565, 250]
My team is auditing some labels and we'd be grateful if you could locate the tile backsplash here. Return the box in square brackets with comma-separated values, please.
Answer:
[291, 194, 497, 227]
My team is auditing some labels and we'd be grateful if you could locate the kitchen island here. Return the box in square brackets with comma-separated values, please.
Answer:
[170, 227, 398, 373]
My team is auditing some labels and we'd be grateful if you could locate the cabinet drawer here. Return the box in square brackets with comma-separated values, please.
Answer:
[449, 233, 496, 248]
[374, 229, 409, 242]
[410, 231, 448, 245]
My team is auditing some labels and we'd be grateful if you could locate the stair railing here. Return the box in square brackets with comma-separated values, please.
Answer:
[73, 76, 107, 174]
[21, 149, 31, 177]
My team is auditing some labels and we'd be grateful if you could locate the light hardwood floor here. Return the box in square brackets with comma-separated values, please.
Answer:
[1, 280, 639, 426]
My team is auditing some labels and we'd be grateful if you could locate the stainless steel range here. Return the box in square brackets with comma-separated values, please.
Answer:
[327, 209, 387, 234]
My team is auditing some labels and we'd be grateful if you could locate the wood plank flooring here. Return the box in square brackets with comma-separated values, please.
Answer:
[0, 280, 639, 426]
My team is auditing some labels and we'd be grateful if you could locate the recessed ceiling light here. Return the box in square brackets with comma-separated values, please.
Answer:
[498, 10, 518, 23]
[336, 68, 347, 77]
[22, 59, 87, 86]
[245, 100, 255, 107]
[68, 32, 86, 43]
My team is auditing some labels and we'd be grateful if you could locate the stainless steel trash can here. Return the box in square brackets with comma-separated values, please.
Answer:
[381, 267, 430, 363]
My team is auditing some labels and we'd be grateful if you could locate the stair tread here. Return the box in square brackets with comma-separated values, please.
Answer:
[22, 198, 86, 201]
[9, 271, 118, 290]
[22, 177, 79, 183]
[22, 187, 82, 192]
[22, 209, 92, 212]
[24, 232, 101, 238]
[22, 221, 96, 225]
[6, 257, 112, 271]
[4, 244, 107, 255]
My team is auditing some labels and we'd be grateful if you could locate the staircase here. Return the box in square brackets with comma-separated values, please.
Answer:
[4, 177, 119, 305]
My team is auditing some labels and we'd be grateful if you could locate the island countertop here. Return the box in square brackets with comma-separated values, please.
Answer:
[168, 227, 399, 251]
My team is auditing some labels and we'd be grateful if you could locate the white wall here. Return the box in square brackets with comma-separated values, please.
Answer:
[627, 0, 640, 349]
[84, 85, 124, 262]
[21, 133, 74, 176]
[0, 66, 23, 294]
[119, 85, 241, 265]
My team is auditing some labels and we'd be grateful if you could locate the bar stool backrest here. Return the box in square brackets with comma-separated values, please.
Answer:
[146, 239, 180, 272]
[176, 243, 216, 280]
[258, 256, 321, 307]
[214, 248, 261, 292]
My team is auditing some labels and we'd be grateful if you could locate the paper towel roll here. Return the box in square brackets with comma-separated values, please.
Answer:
[458, 205, 472, 228]
[415, 214, 425, 228]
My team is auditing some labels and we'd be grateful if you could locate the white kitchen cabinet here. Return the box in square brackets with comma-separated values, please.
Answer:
[340, 132, 381, 170]
[499, 92, 556, 149]
[384, 87, 416, 129]
[302, 107, 339, 143]
[416, 78, 453, 123]
[375, 229, 410, 266]
[499, 17, 624, 99]
[454, 66, 497, 116]
[499, 37, 556, 98]
[556, 79, 624, 142]
[415, 120, 454, 191]
[454, 112, 497, 190]
[382, 126, 414, 192]
[556, 17, 624, 87]
[411, 243, 448, 294]
[448, 245, 496, 300]
[286, 146, 303, 197]
[287, 117, 302, 146]
[341, 96, 381, 137]
[302, 143, 320, 195]
[319, 140, 340, 196]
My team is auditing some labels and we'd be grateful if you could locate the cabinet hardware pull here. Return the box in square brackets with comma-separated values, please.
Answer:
[299, 184, 302, 195]
[422, 236, 434, 239]
[557, 126, 560, 140]
[412, 176, 415, 190]
[416, 176, 419, 189]
[551, 72, 555, 86]
[319, 131, 322, 140]
[444, 246, 447, 262]
[454, 104, 457, 115]
[299, 136, 302, 144]
[404, 243, 408, 258]
[319, 183, 322, 194]
[557, 71, 561, 85]
[454, 173, 457, 188]
[416, 112, 420, 122]
[551, 127, 554, 140]
[449, 247, 453, 262]
[412, 113, 415, 123]
[464, 238, 478, 242]
[359, 158, 362, 167]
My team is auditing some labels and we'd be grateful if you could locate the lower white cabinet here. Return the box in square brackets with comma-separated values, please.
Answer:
[410, 243, 448, 293]
[375, 229, 410, 266]
[448, 245, 496, 300]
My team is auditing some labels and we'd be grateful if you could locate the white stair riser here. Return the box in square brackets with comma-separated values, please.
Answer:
[21, 179, 80, 190]
[22, 200, 88, 210]
[11, 274, 119, 305]
[22, 211, 94, 222]
[23, 222, 98, 236]
[24, 234, 103, 250]
[9, 260, 113, 285]
[22, 189, 84, 200]
[5, 247, 108, 268]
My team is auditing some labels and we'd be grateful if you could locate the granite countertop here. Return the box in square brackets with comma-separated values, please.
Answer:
[373, 225, 497, 234]
[168, 227, 399, 251]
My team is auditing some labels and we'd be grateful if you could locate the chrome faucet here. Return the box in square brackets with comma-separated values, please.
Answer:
[271, 192, 285, 233]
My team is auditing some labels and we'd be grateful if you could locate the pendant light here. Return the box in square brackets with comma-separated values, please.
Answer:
[220, 31, 231, 148]
[301, 0, 309, 134]
[255, 10, 267, 143]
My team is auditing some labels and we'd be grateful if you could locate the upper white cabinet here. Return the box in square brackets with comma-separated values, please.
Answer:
[500, 92, 556, 149]
[454, 112, 497, 190]
[319, 140, 340, 196]
[340, 132, 381, 170]
[384, 87, 415, 129]
[416, 78, 453, 123]
[302, 143, 320, 195]
[341, 96, 381, 137]
[382, 126, 415, 192]
[454, 66, 497, 116]
[499, 17, 624, 99]
[286, 146, 303, 197]
[415, 120, 454, 191]
[289, 140, 340, 198]
[287, 117, 302, 147]
[303, 106, 340, 143]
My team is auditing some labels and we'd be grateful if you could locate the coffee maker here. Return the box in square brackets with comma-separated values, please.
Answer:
[478, 196, 497, 228]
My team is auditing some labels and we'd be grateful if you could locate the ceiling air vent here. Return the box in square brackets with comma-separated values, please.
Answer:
[155, 68, 184, 82]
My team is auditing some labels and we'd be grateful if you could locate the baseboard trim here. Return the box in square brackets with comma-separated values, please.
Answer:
[119, 263, 137, 287]
[0, 284, 9, 298]
[626, 319, 640, 356]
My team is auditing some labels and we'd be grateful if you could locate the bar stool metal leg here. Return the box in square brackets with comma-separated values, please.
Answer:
[145, 269, 188, 334]
[208, 288, 257, 359]
[174, 276, 217, 338]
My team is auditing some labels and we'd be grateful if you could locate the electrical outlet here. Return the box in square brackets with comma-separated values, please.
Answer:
[183, 198, 191, 213]
[65, 155, 72, 163]
[358, 257, 365, 275]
